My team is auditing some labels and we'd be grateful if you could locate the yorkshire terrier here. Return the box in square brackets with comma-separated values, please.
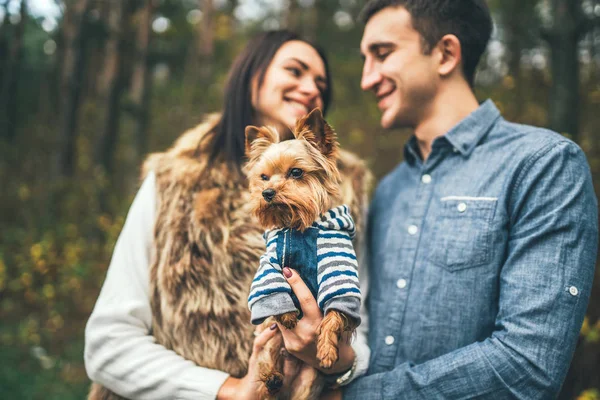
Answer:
[245, 108, 361, 399]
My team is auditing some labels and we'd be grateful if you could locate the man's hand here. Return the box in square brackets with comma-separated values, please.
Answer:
[279, 267, 355, 375]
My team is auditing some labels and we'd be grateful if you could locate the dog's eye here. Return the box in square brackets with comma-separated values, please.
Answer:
[289, 168, 303, 179]
[261, 174, 269, 181]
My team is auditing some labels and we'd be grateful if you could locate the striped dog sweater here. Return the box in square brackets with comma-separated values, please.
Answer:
[248, 205, 361, 325]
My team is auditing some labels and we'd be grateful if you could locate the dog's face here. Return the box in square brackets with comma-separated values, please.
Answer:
[244, 109, 341, 231]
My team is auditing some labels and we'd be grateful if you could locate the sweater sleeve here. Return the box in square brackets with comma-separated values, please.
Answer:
[248, 231, 296, 324]
[84, 172, 230, 400]
[316, 230, 361, 322]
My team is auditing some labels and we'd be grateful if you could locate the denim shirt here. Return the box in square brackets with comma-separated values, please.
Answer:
[344, 100, 598, 400]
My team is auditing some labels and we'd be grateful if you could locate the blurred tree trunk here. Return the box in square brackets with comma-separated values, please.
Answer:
[55, 0, 91, 177]
[304, 1, 318, 42]
[86, 0, 110, 99]
[0, 0, 26, 143]
[184, 0, 214, 104]
[129, 0, 155, 162]
[95, 1, 130, 175]
[0, 0, 10, 98]
[497, 0, 538, 121]
[285, 0, 301, 31]
[542, 0, 590, 142]
[197, 0, 214, 83]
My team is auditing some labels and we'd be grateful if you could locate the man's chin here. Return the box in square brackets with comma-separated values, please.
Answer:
[380, 109, 399, 129]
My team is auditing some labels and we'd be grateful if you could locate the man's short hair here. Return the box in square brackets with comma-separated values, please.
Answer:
[360, 0, 492, 86]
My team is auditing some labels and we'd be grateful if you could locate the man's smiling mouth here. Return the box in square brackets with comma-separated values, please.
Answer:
[377, 88, 396, 109]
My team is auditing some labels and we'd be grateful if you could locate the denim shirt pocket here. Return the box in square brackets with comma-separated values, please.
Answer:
[428, 196, 498, 271]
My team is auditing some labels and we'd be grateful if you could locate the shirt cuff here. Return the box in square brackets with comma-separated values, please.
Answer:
[175, 367, 230, 400]
[344, 337, 370, 384]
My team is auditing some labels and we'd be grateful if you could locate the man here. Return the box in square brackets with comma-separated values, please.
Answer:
[281, 0, 598, 399]
[345, 0, 597, 398]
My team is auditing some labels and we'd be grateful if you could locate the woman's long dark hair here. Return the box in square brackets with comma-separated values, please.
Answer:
[207, 30, 332, 171]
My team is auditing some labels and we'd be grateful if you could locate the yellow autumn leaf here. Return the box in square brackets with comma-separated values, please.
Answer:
[20, 272, 33, 287]
[43, 284, 55, 299]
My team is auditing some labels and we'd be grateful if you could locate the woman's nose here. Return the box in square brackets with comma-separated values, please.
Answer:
[298, 77, 320, 97]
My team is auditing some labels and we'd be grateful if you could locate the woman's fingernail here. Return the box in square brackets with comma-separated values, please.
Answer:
[270, 323, 277, 330]
[283, 267, 292, 278]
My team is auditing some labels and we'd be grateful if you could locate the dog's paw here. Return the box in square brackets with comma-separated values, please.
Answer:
[265, 371, 284, 395]
[278, 312, 298, 330]
[317, 346, 338, 369]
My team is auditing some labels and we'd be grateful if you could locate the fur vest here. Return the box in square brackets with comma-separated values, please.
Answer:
[141, 115, 372, 378]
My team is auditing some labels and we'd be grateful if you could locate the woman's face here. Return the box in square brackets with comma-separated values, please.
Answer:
[253, 40, 327, 132]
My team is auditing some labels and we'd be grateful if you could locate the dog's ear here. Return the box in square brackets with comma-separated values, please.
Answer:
[245, 125, 279, 160]
[294, 108, 337, 159]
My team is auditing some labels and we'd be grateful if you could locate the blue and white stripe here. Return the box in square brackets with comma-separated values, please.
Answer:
[313, 205, 356, 239]
[315, 217, 360, 309]
[248, 229, 290, 308]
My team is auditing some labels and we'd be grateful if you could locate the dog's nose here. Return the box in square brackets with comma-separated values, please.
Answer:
[262, 189, 276, 202]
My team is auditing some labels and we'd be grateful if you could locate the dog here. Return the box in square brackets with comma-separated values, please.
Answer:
[244, 108, 362, 399]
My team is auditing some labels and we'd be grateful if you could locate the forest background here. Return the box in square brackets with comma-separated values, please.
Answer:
[0, 0, 599, 399]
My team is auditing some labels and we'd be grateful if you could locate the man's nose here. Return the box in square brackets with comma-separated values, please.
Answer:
[262, 189, 276, 202]
[361, 62, 382, 92]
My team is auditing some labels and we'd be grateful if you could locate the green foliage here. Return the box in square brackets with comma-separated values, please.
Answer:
[581, 317, 600, 344]
[578, 389, 600, 400]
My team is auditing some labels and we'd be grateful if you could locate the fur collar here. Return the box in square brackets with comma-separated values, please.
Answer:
[141, 114, 372, 377]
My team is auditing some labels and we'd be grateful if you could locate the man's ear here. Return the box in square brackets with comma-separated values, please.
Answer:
[245, 125, 279, 159]
[293, 108, 337, 159]
[437, 34, 462, 78]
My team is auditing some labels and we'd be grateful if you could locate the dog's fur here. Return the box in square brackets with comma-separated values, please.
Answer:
[245, 109, 360, 399]
[88, 113, 371, 400]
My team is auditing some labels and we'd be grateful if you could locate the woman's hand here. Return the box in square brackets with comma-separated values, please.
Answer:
[217, 323, 279, 400]
[279, 267, 356, 375]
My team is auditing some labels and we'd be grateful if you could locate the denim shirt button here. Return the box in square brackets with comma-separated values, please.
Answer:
[569, 286, 579, 296]
[421, 174, 432, 184]
[457, 202, 467, 213]
[408, 225, 418, 235]
[385, 336, 395, 345]
[396, 279, 407, 289]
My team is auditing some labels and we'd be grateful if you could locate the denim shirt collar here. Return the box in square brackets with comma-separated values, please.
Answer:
[404, 99, 501, 164]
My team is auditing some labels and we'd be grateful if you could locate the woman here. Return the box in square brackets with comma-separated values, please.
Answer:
[85, 30, 372, 400]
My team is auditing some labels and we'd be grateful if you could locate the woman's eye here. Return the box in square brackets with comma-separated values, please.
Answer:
[317, 84, 327, 96]
[286, 67, 301, 77]
[261, 174, 269, 181]
[289, 168, 303, 179]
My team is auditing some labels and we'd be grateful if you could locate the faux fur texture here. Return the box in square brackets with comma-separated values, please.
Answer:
[88, 114, 372, 400]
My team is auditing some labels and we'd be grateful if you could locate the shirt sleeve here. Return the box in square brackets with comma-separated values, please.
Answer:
[344, 141, 598, 399]
[84, 172, 230, 400]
